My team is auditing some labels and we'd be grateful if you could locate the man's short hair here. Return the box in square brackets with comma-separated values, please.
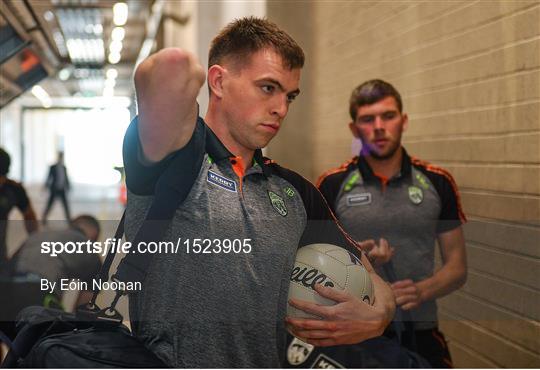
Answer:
[209, 17, 305, 72]
[72, 215, 100, 242]
[0, 147, 11, 176]
[349, 79, 403, 120]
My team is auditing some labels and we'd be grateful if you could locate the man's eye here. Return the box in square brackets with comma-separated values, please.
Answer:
[382, 112, 397, 120]
[261, 85, 274, 93]
[358, 116, 374, 124]
[287, 94, 297, 103]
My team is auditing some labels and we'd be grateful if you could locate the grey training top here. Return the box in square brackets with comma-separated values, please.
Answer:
[122, 116, 359, 367]
[318, 150, 465, 330]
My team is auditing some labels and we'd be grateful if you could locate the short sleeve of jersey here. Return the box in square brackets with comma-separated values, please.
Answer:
[317, 171, 349, 214]
[13, 182, 30, 212]
[436, 174, 465, 234]
[123, 115, 205, 195]
[417, 167, 466, 234]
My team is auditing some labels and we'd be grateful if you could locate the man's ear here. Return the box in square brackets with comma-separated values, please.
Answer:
[207, 65, 226, 98]
[401, 113, 409, 132]
[349, 121, 360, 139]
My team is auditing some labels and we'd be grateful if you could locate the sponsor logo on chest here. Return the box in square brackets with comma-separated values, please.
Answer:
[207, 170, 237, 193]
[346, 193, 372, 206]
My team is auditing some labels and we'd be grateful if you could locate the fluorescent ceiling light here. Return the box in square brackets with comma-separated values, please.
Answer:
[108, 52, 121, 64]
[58, 68, 71, 81]
[31, 85, 52, 108]
[94, 24, 103, 35]
[104, 78, 116, 88]
[113, 2, 128, 26]
[44, 10, 55, 22]
[106, 68, 118, 79]
[103, 86, 115, 97]
[111, 27, 125, 41]
[66, 38, 104, 63]
[109, 40, 123, 54]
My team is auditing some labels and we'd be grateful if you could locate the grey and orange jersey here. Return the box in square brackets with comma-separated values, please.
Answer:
[318, 150, 466, 330]
[122, 116, 359, 367]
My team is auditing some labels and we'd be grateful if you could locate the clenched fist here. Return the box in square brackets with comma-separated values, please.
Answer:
[135, 48, 206, 162]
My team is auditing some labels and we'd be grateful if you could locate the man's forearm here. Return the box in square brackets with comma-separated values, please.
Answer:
[370, 271, 396, 324]
[23, 207, 39, 234]
[135, 48, 205, 163]
[417, 264, 467, 303]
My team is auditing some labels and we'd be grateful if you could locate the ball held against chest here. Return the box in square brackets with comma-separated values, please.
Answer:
[287, 243, 374, 319]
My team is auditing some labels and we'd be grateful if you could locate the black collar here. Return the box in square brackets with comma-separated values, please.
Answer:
[357, 148, 412, 183]
[203, 119, 270, 177]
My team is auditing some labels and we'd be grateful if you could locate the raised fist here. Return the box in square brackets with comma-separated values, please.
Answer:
[135, 48, 206, 162]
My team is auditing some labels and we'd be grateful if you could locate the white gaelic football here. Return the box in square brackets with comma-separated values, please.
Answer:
[287, 243, 374, 319]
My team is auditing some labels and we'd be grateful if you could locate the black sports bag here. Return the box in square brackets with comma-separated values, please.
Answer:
[3, 306, 164, 368]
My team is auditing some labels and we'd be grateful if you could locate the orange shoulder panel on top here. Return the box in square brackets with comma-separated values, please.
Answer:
[316, 157, 358, 188]
[411, 157, 467, 223]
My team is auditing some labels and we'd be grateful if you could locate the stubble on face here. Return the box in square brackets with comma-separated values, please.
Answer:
[364, 128, 402, 160]
[220, 49, 301, 154]
[354, 97, 406, 161]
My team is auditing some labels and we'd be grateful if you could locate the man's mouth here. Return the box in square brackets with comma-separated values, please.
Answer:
[260, 123, 280, 133]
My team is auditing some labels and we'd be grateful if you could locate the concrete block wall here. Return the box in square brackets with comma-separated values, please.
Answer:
[268, 1, 540, 367]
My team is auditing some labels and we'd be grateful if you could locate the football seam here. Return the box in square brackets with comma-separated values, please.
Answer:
[304, 247, 361, 290]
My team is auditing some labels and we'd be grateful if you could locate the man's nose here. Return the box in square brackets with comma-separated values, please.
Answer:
[373, 116, 385, 130]
[271, 96, 288, 118]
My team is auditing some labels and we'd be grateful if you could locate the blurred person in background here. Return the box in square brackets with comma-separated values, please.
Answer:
[9, 214, 101, 306]
[42, 151, 72, 225]
[0, 147, 38, 269]
[1, 214, 102, 343]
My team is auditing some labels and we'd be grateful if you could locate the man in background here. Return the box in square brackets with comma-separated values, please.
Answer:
[0, 147, 38, 268]
[1, 214, 102, 342]
[42, 151, 71, 224]
[317, 79, 467, 367]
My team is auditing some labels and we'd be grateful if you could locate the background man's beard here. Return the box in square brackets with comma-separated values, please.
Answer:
[366, 141, 400, 160]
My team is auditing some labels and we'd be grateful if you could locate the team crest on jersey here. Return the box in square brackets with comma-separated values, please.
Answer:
[346, 193, 371, 206]
[207, 170, 237, 192]
[311, 354, 345, 368]
[287, 337, 314, 365]
[268, 190, 288, 216]
[408, 186, 423, 205]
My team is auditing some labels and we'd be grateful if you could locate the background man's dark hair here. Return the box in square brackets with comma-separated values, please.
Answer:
[349, 79, 403, 120]
[72, 215, 100, 242]
[209, 17, 305, 72]
[0, 147, 11, 176]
